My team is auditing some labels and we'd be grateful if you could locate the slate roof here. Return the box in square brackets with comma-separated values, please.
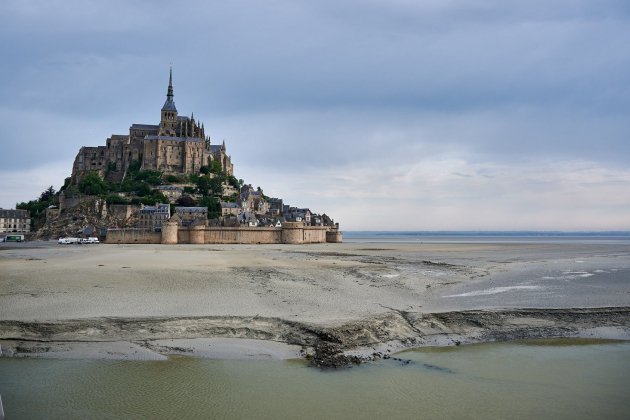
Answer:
[131, 124, 159, 130]
[156, 185, 183, 191]
[175, 207, 208, 213]
[141, 204, 170, 214]
[0, 209, 29, 218]
[144, 135, 204, 143]
[162, 99, 177, 112]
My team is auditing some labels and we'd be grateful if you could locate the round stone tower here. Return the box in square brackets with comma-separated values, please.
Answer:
[281, 222, 303, 244]
[161, 221, 179, 244]
[189, 225, 205, 244]
[326, 229, 343, 243]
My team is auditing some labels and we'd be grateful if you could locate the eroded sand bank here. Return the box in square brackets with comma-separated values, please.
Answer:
[1, 241, 629, 366]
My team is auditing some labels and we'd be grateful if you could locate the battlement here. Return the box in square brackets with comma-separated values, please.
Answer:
[106, 224, 341, 245]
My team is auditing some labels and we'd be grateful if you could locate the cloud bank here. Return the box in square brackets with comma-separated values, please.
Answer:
[1, 0, 629, 230]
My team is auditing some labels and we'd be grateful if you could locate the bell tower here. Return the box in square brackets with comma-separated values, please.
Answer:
[159, 67, 178, 136]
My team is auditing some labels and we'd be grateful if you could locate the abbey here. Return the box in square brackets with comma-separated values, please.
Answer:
[71, 69, 233, 185]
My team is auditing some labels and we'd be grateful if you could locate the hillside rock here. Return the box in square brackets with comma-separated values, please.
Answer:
[36, 197, 140, 240]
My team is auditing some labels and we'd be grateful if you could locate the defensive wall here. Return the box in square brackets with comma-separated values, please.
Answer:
[106, 222, 342, 244]
[106, 228, 162, 244]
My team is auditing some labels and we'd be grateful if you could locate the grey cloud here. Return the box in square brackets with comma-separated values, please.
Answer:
[2, 0, 630, 229]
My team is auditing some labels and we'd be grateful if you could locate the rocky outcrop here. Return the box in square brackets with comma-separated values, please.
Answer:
[36, 196, 139, 240]
[1, 307, 628, 368]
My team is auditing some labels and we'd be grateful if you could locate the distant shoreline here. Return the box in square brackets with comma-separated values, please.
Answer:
[344, 230, 630, 237]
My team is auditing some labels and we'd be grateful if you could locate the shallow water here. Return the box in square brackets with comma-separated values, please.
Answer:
[1, 339, 629, 419]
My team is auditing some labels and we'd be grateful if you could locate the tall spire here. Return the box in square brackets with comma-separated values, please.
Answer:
[161, 66, 177, 112]
[167, 66, 173, 100]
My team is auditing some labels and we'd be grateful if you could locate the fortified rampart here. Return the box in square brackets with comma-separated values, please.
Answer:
[106, 228, 162, 244]
[106, 224, 342, 244]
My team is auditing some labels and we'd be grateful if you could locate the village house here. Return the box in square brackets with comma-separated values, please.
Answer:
[175, 206, 208, 226]
[0, 209, 31, 233]
[154, 185, 184, 203]
[285, 207, 312, 224]
[311, 214, 323, 226]
[220, 201, 240, 217]
[138, 203, 171, 230]
[239, 211, 258, 227]
[239, 184, 269, 214]
[269, 198, 283, 216]
[221, 182, 238, 197]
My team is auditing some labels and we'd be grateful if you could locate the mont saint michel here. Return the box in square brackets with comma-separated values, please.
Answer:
[42, 69, 342, 245]
[71, 69, 234, 185]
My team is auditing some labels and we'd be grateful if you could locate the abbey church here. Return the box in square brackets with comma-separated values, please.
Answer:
[71, 69, 233, 184]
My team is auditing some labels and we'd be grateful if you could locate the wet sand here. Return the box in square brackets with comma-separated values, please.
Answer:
[1, 241, 629, 365]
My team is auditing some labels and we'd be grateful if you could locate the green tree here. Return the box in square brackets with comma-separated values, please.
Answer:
[210, 160, 223, 174]
[39, 185, 56, 202]
[198, 196, 221, 219]
[135, 170, 162, 186]
[78, 172, 108, 196]
[58, 177, 72, 193]
[225, 176, 242, 191]
[165, 174, 180, 183]
[105, 194, 130, 205]
[141, 191, 168, 205]
[195, 175, 212, 195]
[209, 177, 223, 197]
[176, 195, 197, 207]
[17, 186, 62, 230]
[135, 182, 152, 197]
[128, 160, 142, 173]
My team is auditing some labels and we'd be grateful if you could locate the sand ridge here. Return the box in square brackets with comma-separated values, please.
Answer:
[1, 241, 629, 366]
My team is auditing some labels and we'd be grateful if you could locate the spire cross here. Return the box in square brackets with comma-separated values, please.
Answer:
[167, 67, 174, 100]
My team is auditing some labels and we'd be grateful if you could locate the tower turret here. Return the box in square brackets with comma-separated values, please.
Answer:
[159, 67, 178, 135]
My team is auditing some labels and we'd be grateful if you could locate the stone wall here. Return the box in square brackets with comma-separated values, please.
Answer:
[108, 204, 139, 220]
[59, 192, 82, 212]
[203, 227, 282, 244]
[302, 226, 328, 243]
[107, 224, 339, 245]
[326, 230, 343, 243]
[106, 228, 161, 244]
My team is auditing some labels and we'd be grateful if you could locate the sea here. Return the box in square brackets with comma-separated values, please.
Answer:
[1, 231, 629, 419]
[343, 230, 630, 244]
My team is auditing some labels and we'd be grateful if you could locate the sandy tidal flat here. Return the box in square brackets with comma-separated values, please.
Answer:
[1, 241, 629, 365]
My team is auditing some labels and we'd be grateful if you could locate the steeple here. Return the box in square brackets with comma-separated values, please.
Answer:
[159, 66, 178, 136]
[161, 66, 177, 113]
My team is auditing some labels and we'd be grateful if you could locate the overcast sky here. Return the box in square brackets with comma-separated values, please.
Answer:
[1, 0, 629, 230]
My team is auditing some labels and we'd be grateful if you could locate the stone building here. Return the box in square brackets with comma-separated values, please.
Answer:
[239, 185, 269, 214]
[138, 203, 171, 230]
[154, 185, 184, 203]
[220, 201, 240, 217]
[71, 68, 234, 185]
[269, 198, 283, 216]
[175, 206, 208, 226]
[0, 209, 31, 233]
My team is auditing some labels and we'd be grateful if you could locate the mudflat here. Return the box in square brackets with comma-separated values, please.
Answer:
[1, 241, 629, 366]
